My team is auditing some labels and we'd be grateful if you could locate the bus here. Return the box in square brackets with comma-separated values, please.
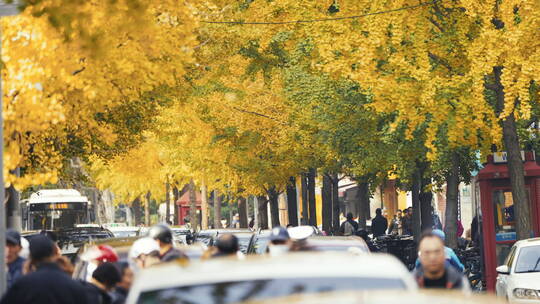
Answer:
[21, 189, 92, 231]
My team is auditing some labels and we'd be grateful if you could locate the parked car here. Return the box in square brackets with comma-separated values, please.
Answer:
[247, 230, 271, 254]
[171, 227, 194, 245]
[496, 237, 540, 303]
[194, 229, 254, 252]
[126, 252, 417, 304]
[296, 235, 370, 253]
[108, 226, 142, 238]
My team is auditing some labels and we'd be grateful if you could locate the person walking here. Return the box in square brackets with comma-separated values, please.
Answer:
[5, 229, 25, 289]
[81, 262, 122, 304]
[371, 208, 388, 238]
[339, 213, 359, 236]
[149, 223, 187, 262]
[413, 231, 469, 291]
[387, 210, 402, 235]
[1, 235, 88, 304]
[414, 229, 464, 272]
[402, 207, 413, 235]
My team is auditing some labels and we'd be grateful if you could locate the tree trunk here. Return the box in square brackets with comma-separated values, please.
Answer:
[132, 197, 142, 225]
[420, 178, 433, 231]
[322, 174, 332, 233]
[445, 151, 460, 249]
[301, 174, 309, 225]
[165, 182, 171, 224]
[267, 187, 280, 228]
[145, 192, 151, 226]
[307, 168, 317, 227]
[412, 171, 422, 241]
[173, 186, 180, 225]
[331, 173, 340, 234]
[493, 66, 532, 240]
[238, 197, 248, 228]
[6, 185, 21, 231]
[214, 190, 222, 229]
[201, 182, 209, 229]
[257, 196, 269, 229]
[286, 177, 298, 227]
[189, 180, 198, 231]
[356, 181, 370, 230]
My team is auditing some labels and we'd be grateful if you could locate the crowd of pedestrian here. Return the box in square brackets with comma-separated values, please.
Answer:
[0, 223, 191, 304]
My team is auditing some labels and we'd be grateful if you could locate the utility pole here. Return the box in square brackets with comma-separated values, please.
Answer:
[0, 2, 22, 295]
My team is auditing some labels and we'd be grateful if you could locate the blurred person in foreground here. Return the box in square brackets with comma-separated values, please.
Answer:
[81, 262, 122, 304]
[212, 234, 239, 258]
[129, 237, 161, 271]
[149, 223, 187, 262]
[414, 229, 464, 272]
[267, 226, 292, 256]
[1, 235, 88, 304]
[414, 231, 469, 291]
[5, 229, 25, 288]
[81, 244, 119, 281]
[111, 262, 133, 304]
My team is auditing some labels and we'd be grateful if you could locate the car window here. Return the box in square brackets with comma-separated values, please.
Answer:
[514, 245, 540, 273]
[137, 277, 406, 304]
[234, 234, 253, 254]
[195, 235, 213, 246]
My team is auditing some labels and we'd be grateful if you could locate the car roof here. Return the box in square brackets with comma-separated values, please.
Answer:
[515, 237, 540, 247]
[129, 252, 416, 295]
[107, 226, 141, 231]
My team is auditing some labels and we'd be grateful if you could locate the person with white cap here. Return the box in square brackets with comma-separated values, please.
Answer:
[129, 237, 161, 271]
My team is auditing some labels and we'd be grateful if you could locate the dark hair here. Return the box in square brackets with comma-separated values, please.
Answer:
[346, 212, 354, 220]
[216, 234, 239, 254]
[29, 235, 56, 263]
[375, 208, 382, 215]
[92, 262, 122, 289]
[418, 230, 445, 248]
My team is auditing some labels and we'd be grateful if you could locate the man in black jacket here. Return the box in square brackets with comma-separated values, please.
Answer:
[0, 235, 88, 304]
[81, 262, 122, 304]
[371, 208, 388, 238]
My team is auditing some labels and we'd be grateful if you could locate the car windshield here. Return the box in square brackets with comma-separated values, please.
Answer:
[112, 230, 138, 238]
[234, 234, 253, 254]
[515, 245, 540, 273]
[137, 277, 406, 304]
[253, 236, 269, 254]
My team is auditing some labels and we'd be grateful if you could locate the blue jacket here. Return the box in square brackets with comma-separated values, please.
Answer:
[415, 247, 464, 273]
[7, 256, 25, 289]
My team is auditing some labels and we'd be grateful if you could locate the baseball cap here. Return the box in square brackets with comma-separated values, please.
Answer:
[269, 226, 290, 242]
[6, 229, 21, 246]
[29, 235, 56, 261]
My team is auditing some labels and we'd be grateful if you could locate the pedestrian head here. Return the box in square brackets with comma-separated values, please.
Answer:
[92, 262, 122, 291]
[346, 212, 354, 220]
[375, 208, 382, 216]
[268, 226, 291, 256]
[418, 231, 446, 276]
[215, 234, 239, 255]
[29, 234, 58, 265]
[149, 223, 173, 246]
[432, 229, 446, 242]
[397, 209, 402, 216]
[116, 261, 134, 290]
[6, 229, 22, 264]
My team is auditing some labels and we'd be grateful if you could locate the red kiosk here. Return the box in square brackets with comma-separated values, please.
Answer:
[175, 191, 202, 225]
[476, 151, 540, 291]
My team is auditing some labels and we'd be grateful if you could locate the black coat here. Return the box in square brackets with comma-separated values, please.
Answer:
[80, 281, 113, 304]
[371, 215, 388, 237]
[0, 263, 88, 304]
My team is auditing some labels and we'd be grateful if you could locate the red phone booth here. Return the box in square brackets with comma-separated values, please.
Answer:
[176, 191, 202, 225]
[477, 151, 540, 291]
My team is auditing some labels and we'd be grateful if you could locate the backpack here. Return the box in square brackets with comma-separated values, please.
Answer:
[343, 221, 357, 236]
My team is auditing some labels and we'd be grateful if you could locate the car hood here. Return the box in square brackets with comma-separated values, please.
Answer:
[511, 272, 540, 289]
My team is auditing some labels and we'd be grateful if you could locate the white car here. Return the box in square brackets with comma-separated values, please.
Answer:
[108, 226, 142, 238]
[496, 237, 540, 303]
[126, 252, 417, 304]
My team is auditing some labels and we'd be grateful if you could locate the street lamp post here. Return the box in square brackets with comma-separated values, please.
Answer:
[0, 0, 20, 295]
